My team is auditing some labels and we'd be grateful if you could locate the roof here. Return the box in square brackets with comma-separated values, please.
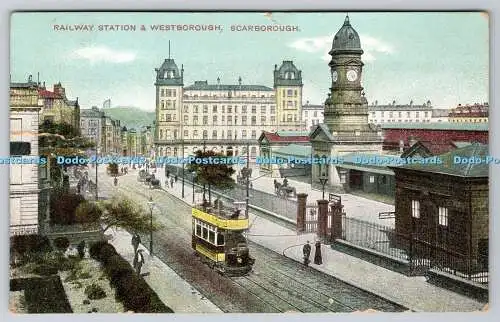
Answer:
[274, 60, 303, 86]
[382, 122, 489, 131]
[401, 141, 460, 157]
[273, 144, 312, 158]
[392, 142, 489, 177]
[80, 109, 103, 118]
[330, 15, 362, 53]
[10, 81, 38, 89]
[368, 103, 433, 111]
[276, 130, 309, 137]
[184, 80, 273, 91]
[259, 131, 310, 143]
[340, 152, 395, 175]
[38, 89, 60, 99]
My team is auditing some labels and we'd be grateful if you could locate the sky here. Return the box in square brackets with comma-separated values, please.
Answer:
[10, 11, 489, 110]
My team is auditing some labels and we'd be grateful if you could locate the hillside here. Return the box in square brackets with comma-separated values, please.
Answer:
[102, 106, 155, 129]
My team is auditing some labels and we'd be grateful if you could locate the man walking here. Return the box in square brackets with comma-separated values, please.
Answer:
[131, 233, 141, 254]
[302, 241, 311, 266]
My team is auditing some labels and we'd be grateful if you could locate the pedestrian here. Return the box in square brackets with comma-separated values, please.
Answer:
[174, 174, 178, 182]
[166, 170, 170, 178]
[302, 241, 311, 266]
[283, 177, 288, 187]
[314, 240, 323, 265]
[170, 176, 174, 188]
[135, 249, 145, 276]
[131, 233, 141, 254]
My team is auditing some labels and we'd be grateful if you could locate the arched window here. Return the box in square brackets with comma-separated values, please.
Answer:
[166, 147, 171, 156]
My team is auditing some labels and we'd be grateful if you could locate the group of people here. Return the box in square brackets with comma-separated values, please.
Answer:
[131, 233, 145, 276]
[120, 167, 128, 174]
[164, 170, 178, 189]
[302, 240, 322, 266]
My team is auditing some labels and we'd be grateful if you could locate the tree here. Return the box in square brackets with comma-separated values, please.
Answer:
[107, 163, 119, 177]
[98, 196, 161, 234]
[75, 201, 102, 224]
[187, 150, 235, 203]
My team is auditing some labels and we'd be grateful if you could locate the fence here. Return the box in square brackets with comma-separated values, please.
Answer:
[164, 164, 298, 221]
[341, 216, 488, 284]
[305, 203, 318, 233]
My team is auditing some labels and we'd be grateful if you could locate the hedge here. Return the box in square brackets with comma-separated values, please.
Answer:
[10, 234, 52, 255]
[89, 241, 173, 313]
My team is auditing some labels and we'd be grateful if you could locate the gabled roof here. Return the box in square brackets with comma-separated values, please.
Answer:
[309, 123, 335, 141]
[391, 142, 489, 178]
[274, 144, 312, 158]
[258, 131, 310, 143]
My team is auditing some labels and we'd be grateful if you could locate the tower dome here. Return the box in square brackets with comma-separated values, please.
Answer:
[330, 15, 362, 54]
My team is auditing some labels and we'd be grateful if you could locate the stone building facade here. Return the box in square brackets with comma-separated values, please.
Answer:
[153, 57, 304, 159]
[38, 82, 80, 132]
[368, 100, 433, 124]
[9, 78, 42, 236]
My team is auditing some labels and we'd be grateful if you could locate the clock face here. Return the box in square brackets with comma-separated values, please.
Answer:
[346, 70, 358, 82]
[332, 70, 338, 82]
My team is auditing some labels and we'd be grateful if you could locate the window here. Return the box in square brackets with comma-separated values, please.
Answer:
[193, 116, 198, 125]
[203, 130, 208, 139]
[213, 116, 217, 125]
[412, 200, 420, 218]
[339, 172, 346, 184]
[439, 207, 448, 226]
[251, 116, 256, 125]
[242, 130, 247, 138]
[234, 106, 238, 113]
[270, 106, 276, 114]
[213, 105, 218, 113]
[208, 231, 215, 244]
[202, 227, 208, 239]
[416, 112, 420, 118]
[398, 112, 402, 118]
[287, 114, 292, 122]
[194, 105, 199, 113]
[271, 116, 276, 123]
[193, 130, 198, 137]
[184, 115, 188, 122]
[212, 130, 217, 138]
[261, 106, 266, 113]
[227, 106, 232, 113]
[369, 176, 375, 183]
[216, 233, 225, 246]
[166, 114, 172, 121]
[203, 116, 208, 125]
[203, 105, 208, 113]
[251, 106, 256, 113]
[424, 111, 429, 118]
[227, 116, 232, 125]
[251, 130, 256, 139]
[389, 112, 393, 118]
[242, 106, 247, 113]
[407, 112, 411, 117]
[234, 116, 238, 125]
[161, 89, 165, 97]
[287, 89, 293, 97]
[242, 116, 247, 125]
[11, 142, 31, 155]
[183, 105, 189, 113]
[184, 130, 188, 137]
[287, 101, 293, 107]
[227, 130, 232, 139]
[261, 116, 266, 123]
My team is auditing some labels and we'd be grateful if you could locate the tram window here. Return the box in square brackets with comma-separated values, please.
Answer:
[209, 231, 215, 244]
[217, 233, 225, 245]
[202, 227, 208, 239]
[196, 225, 201, 236]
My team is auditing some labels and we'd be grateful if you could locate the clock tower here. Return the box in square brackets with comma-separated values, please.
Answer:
[310, 15, 382, 191]
[325, 14, 376, 136]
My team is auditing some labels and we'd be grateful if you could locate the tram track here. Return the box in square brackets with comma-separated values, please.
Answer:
[98, 172, 407, 313]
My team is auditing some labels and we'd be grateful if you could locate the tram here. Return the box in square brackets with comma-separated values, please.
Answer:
[191, 200, 255, 276]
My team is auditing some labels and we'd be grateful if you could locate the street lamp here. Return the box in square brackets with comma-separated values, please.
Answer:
[319, 173, 328, 200]
[192, 171, 197, 204]
[181, 141, 185, 198]
[147, 196, 155, 256]
[95, 147, 100, 201]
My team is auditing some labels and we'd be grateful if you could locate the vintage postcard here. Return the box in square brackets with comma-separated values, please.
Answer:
[9, 11, 489, 313]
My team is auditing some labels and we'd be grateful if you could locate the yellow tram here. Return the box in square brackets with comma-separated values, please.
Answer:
[191, 200, 255, 276]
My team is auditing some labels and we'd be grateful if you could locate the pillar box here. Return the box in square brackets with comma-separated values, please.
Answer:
[296, 193, 308, 232]
[317, 200, 329, 239]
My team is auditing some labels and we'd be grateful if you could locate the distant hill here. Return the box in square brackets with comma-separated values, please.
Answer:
[102, 106, 155, 129]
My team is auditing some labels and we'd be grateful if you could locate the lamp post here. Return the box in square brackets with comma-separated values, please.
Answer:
[147, 196, 155, 256]
[95, 147, 100, 201]
[181, 140, 185, 198]
[192, 171, 197, 204]
[319, 173, 328, 200]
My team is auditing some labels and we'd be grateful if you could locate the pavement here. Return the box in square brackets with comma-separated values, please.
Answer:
[108, 227, 222, 313]
[152, 165, 486, 312]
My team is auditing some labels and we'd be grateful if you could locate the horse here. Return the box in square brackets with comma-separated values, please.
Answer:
[274, 179, 282, 194]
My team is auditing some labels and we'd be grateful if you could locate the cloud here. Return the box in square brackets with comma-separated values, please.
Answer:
[289, 34, 394, 62]
[71, 46, 136, 64]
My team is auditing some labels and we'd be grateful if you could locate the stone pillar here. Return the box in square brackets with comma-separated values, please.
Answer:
[296, 193, 308, 232]
[317, 199, 329, 239]
[331, 202, 344, 240]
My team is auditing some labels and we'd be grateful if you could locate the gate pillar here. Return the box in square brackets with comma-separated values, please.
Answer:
[317, 200, 329, 239]
[331, 202, 344, 240]
[296, 193, 308, 232]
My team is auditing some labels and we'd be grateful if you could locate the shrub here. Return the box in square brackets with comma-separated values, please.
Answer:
[31, 264, 58, 276]
[89, 241, 108, 259]
[10, 235, 52, 255]
[75, 202, 102, 224]
[53, 237, 70, 252]
[77, 241, 86, 258]
[50, 188, 85, 225]
[84, 283, 106, 300]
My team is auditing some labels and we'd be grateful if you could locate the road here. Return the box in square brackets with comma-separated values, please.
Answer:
[97, 169, 407, 313]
